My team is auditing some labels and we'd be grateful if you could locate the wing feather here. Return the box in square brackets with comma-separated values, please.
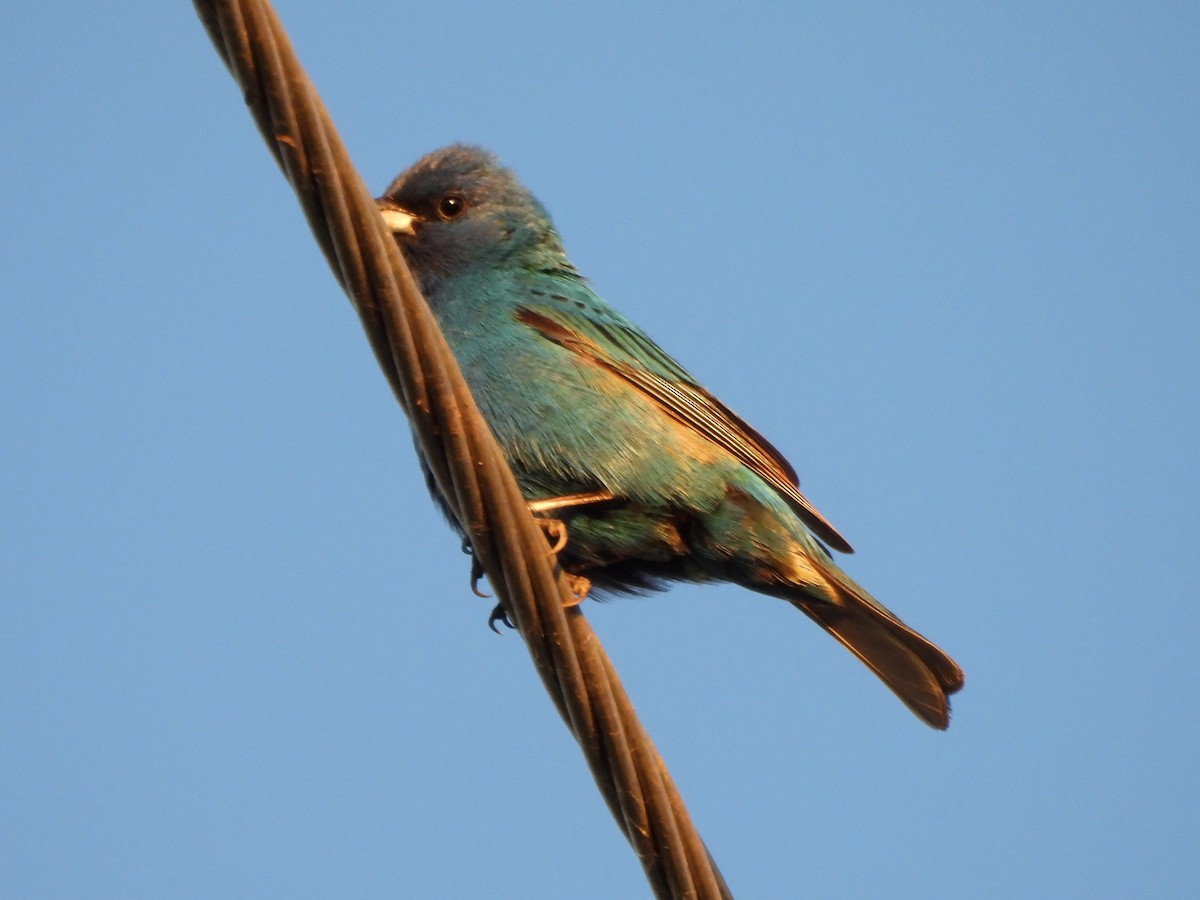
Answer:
[515, 295, 853, 554]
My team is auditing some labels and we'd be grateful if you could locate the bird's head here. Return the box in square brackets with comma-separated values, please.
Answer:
[375, 144, 573, 280]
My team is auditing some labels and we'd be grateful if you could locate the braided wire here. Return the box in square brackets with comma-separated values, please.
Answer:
[193, 2, 732, 897]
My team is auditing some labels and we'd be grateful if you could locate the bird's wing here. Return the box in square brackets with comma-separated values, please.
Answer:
[515, 285, 853, 553]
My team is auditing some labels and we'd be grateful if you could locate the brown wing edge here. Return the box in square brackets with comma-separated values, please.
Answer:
[516, 306, 855, 554]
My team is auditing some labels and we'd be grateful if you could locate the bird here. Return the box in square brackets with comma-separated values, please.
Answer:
[375, 144, 964, 728]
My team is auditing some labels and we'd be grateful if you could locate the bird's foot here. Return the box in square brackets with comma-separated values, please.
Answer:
[564, 573, 591, 607]
[526, 489, 620, 558]
[485, 574, 591, 633]
[474, 497, 603, 630]
[468, 518, 567, 600]
[487, 602, 514, 634]
[535, 517, 570, 555]
[532, 518, 593, 605]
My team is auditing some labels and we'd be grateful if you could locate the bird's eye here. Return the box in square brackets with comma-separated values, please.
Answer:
[437, 195, 467, 220]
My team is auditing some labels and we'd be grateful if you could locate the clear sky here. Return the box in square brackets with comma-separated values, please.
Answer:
[3, 3, 1197, 898]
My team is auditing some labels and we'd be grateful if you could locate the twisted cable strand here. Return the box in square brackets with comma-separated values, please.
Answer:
[194, 3, 731, 896]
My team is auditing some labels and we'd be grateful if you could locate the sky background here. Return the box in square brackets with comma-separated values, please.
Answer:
[3, 3, 1197, 898]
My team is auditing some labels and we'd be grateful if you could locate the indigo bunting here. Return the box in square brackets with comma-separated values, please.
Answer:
[377, 145, 963, 728]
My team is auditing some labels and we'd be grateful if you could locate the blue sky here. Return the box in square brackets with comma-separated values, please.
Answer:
[2, 3, 1197, 898]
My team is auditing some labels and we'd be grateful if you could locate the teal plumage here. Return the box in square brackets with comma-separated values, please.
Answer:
[377, 145, 963, 728]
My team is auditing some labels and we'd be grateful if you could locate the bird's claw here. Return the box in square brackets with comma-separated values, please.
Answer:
[485, 576, 588, 632]
[537, 517, 570, 555]
[564, 574, 591, 607]
[463, 540, 491, 597]
[488, 603, 514, 633]
[469, 566, 490, 599]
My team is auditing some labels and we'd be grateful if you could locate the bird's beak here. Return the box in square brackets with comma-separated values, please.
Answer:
[375, 198, 418, 236]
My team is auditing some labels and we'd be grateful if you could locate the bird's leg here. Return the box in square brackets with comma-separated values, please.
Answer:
[527, 489, 617, 517]
[526, 489, 617, 556]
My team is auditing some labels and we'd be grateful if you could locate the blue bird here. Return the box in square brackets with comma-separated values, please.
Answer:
[376, 145, 963, 728]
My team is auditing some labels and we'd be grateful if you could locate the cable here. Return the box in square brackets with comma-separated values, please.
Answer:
[193, 3, 732, 896]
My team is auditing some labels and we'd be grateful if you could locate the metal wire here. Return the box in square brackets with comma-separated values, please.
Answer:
[193, 2, 732, 896]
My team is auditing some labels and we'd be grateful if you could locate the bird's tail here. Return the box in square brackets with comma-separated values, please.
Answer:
[787, 564, 964, 729]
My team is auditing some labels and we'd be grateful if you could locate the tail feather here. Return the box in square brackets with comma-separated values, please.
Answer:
[790, 567, 964, 729]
